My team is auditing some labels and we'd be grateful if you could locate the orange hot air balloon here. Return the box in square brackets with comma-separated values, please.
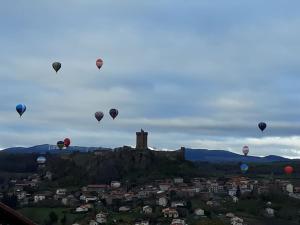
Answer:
[96, 58, 103, 69]
[284, 166, 293, 175]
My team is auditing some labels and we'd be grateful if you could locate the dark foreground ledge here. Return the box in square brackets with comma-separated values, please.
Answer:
[0, 202, 36, 225]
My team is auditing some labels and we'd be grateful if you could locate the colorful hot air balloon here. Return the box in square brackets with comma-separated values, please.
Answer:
[284, 165, 293, 175]
[36, 156, 46, 164]
[57, 141, 64, 150]
[240, 163, 249, 174]
[16, 104, 26, 117]
[52, 62, 61, 73]
[96, 58, 103, 69]
[64, 138, 71, 148]
[109, 108, 118, 120]
[95, 111, 104, 122]
[242, 146, 249, 156]
[258, 122, 267, 132]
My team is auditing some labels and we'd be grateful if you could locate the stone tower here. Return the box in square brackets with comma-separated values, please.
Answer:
[136, 129, 148, 150]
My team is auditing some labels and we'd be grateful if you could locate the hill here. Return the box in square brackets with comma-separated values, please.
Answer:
[1, 144, 108, 154]
[185, 148, 291, 163]
[1, 145, 292, 163]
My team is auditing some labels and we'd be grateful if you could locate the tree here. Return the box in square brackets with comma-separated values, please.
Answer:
[236, 185, 241, 198]
[60, 214, 67, 225]
[49, 211, 58, 224]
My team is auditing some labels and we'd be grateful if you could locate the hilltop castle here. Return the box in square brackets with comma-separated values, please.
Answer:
[134, 129, 185, 161]
[136, 129, 148, 150]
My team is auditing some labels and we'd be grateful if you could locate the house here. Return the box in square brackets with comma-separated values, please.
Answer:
[85, 196, 98, 203]
[162, 208, 179, 218]
[286, 184, 294, 193]
[194, 208, 205, 216]
[171, 219, 186, 225]
[89, 220, 98, 225]
[265, 208, 274, 217]
[75, 205, 90, 213]
[142, 205, 153, 214]
[226, 213, 235, 218]
[56, 189, 67, 195]
[111, 181, 121, 188]
[157, 196, 168, 207]
[159, 183, 171, 191]
[96, 212, 107, 224]
[34, 194, 46, 203]
[231, 217, 243, 225]
[16, 191, 27, 200]
[85, 184, 108, 193]
[174, 178, 184, 184]
[171, 201, 186, 208]
[135, 220, 149, 225]
[228, 188, 237, 197]
[232, 196, 238, 203]
[206, 201, 213, 206]
[119, 206, 131, 212]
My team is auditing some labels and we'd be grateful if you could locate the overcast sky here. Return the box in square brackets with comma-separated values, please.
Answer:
[1, 1, 300, 158]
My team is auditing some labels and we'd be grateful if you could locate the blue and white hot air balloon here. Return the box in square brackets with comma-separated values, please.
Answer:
[240, 163, 249, 174]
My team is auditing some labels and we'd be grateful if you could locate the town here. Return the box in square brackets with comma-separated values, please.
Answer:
[2, 172, 300, 225]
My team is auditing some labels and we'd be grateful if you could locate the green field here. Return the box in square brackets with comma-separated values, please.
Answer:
[18, 207, 86, 225]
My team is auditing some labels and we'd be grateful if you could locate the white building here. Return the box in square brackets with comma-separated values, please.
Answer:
[142, 205, 153, 214]
[89, 220, 98, 225]
[96, 212, 107, 224]
[34, 194, 46, 203]
[174, 178, 184, 184]
[135, 221, 149, 225]
[194, 208, 205, 216]
[157, 197, 168, 207]
[111, 181, 121, 188]
[56, 189, 67, 195]
[171, 219, 186, 225]
[286, 184, 294, 193]
[265, 208, 274, 217]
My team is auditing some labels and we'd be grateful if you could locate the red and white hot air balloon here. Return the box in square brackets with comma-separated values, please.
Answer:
[242, 145, 249, 156]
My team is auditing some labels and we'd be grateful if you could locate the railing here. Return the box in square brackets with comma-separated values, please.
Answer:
[0, 202, 36, 225]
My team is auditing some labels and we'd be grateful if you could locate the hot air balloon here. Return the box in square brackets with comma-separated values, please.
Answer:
[258, 122, 267, 132]
[284, 165, 293, 175]
[96, 58, 103, 69]
[64, 138, 71, 148]
[52, 62, 61, 73]
[240, 163, 249, 174]
[95, 111, 104, 122]
[57, 141, 64, 150]
[109, 108, 118, 120]
[242, 146, 249, 156]
[36, 156, 46, 164]
[16, 104, 26, 117]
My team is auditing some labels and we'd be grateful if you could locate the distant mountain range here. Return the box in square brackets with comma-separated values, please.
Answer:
[1, 144, 108, 154]
[185, 148, 290, 163]
[0, 145, 291, 163]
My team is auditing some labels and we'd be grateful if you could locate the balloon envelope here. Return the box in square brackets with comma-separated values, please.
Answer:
[242, 146, 249, 156]
[95, 111, 104, 122]
[16, 104, 26, 117]
[109, 108, 118, 119]
[240, 163, 249, 173]
[96, 58, 103, 69]
[52, 62, 61, 73]
[57, 141, 64, 150]
[258, 122, 267, 132]
[37, 156, 46, 164]
[284, 166, 293, 175]
[64, 138, 71, 148]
